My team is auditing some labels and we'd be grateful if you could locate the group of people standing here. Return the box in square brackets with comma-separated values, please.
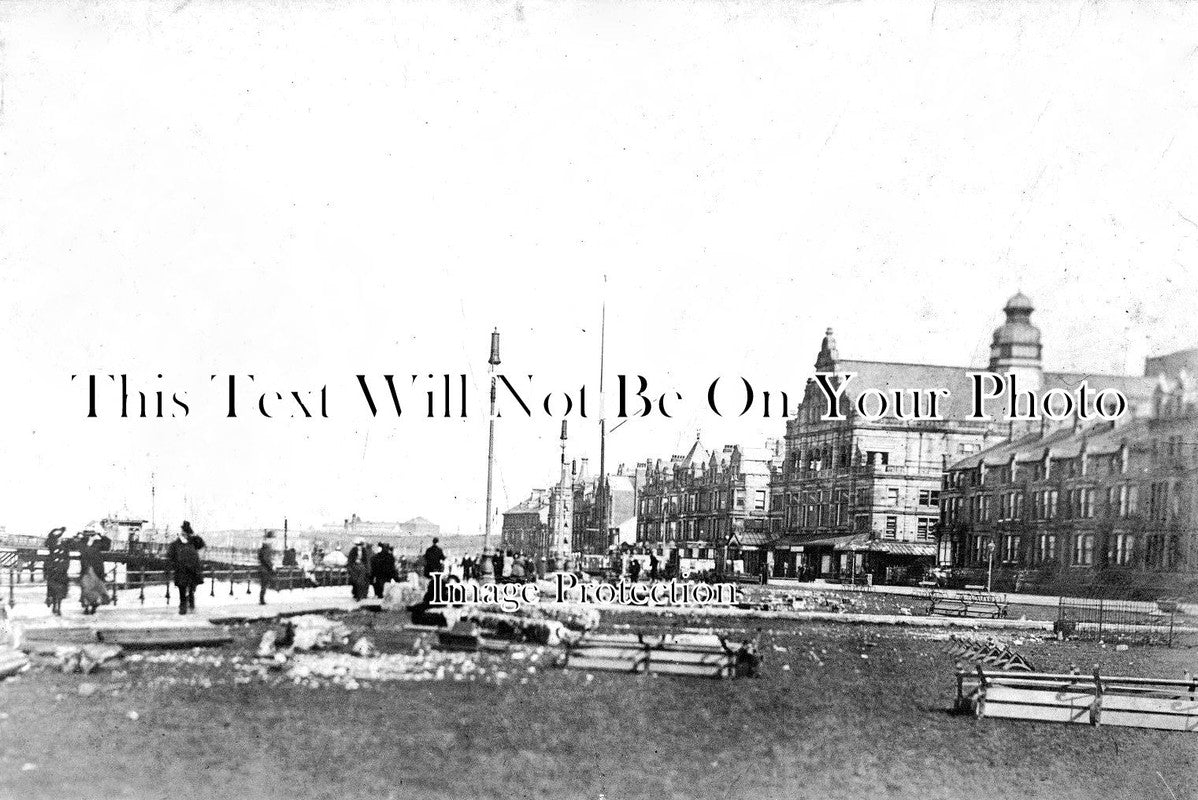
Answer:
[345, 538, 402, 600]
[459, 549, 543, 583]
[42, 527, 113, 616]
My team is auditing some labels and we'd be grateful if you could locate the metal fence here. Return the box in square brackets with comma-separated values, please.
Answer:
[7, 562, 350, 609]
[1056, 597, 1178, 646]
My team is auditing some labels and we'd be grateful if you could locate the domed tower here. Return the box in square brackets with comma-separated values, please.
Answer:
[988, 292, 1043, 391]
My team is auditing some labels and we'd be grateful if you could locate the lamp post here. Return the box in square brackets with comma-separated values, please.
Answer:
[986, 538, 996, 593]
[480, 329, 501, 584]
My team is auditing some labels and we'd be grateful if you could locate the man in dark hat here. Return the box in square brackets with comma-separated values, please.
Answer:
[370, 542, 398, 599]
[257, 530, 276, 605]
[167, 521, 205, 615]
[423, 537, 445, 577]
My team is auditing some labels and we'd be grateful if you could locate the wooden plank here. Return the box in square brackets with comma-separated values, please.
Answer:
[649, 662, 729, 678]
[648, 651, 730, 667]
[20, 628, 99, 645]
[983, 703, 1090, 725]
[566, 655, 645, 673]
[96, 626, 233, 649]
[572, 646, 656, 661]
[1101, 695, 1198, 732]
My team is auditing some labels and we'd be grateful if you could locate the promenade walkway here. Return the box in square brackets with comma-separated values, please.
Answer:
[5, 582, 365, 633]
[765, 578, 1198, 616]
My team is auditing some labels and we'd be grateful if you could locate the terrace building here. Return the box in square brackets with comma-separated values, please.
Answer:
[635, 438, 780, 576]
[939, 348, 1198, 588]
[501, 490, 552, 556]
[571, 464, 642, 554]
[767, 293, 1154, 584]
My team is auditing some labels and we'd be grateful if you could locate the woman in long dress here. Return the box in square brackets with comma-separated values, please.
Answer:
[43, 529, 71, 616]
[78, 532, 111, 615]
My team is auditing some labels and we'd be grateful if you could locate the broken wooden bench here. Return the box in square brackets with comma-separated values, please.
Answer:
[558, 632, 760, 679]
[956, 666, 1198, 732]
[928, 590, 1008, 619]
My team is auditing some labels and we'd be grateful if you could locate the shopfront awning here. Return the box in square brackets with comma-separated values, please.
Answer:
[774, 533, 860, 550]
[773, 534, 935, 557]
[726, 530, 773, 548]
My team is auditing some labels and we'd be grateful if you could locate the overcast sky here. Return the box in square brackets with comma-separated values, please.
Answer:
[0, 0, 1195, 538]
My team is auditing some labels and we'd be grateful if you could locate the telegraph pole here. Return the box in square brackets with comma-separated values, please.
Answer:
[481, 329, 501, 581]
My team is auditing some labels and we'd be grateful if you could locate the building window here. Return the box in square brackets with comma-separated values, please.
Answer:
[1002, 534, 1022, 563]
[1077, 488, 1093, 518]
[886, 488, 900, 505]
[866, 451, 889, 466]
[1112, 533, 1135, 566]
[1037, 533, 1056, 563]
[1073, 533, 1094, 567]
[916, 517, 935, 541]
[884, 516, 898, 539]
[918, 489, 941, 506]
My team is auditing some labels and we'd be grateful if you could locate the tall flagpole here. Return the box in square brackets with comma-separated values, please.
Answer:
[597, 276, 607, 553]
[482, 328, 501, 581]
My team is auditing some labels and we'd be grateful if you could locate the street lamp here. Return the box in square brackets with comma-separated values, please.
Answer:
[986, 538, 996, 593]
[480, 328, 501, 584]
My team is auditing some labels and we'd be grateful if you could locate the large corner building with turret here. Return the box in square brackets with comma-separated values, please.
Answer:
[758, 293, 1159, 585]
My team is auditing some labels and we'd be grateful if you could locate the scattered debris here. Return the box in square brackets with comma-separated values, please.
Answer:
[49, 644, 123, 675]
[350, 636, 378, 657]
[256, 630, 278, 658]
[287, 650, 484, 684]
[0, 647, 30, 680]
[437, 621, 482, 652]
[286, 615, 351, 652]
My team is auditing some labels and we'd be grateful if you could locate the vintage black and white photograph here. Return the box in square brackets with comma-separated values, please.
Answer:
[0, 1, 1196, 798]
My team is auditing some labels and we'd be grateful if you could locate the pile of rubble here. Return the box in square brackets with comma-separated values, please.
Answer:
[459, 603, 601, 646]
[243, 613, 538, 689]
[0, 616, 28, 680]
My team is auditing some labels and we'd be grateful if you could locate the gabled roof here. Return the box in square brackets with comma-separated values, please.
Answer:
[832, 360, 1154, 421]
[948, 418, 1146, 471]
[674, 437, 709, 469]
[504, 496, 550, 515]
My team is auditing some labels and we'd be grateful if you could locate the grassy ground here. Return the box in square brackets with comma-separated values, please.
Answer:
[1, 610, 1196, 800]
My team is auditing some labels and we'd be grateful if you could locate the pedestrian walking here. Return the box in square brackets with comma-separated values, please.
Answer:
[257, 530, 276, 605]
[43, 528, 70, 616]
[347, 538, 370, 600]
[167, 521, 205, 615]
[78, 531, 111, 615]
[422, 537, 445, 577]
